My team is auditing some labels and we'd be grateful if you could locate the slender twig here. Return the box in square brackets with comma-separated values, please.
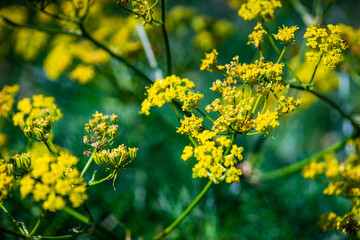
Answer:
[196, 107, 215, 123]
[160, 0, 172, 76]
[62, 206, 122, 239]
[80, 149, 97, 178]
[1, 16, 81, 36]
[262, 132, 357, 180]
[1, 204, 27, 236]
[290, 84, 358, 128]
[29, 211, 45, 236]
[44, 138, 59, 156]
[78, 23, 154, 84]
[308, 54, 323, 84]
[153, 180, 213, 240]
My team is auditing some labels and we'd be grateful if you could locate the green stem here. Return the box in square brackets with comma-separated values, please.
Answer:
[29, 211, 45, 236]
[277, 45, 287, 64]
[308, 54, 323, 84]
[170, 101, 181, 122]
[290, 84, 358, 128]
[1, 204, 27, 236]
[63, 206, 122, 239]
[196, 107, 214, 123]
[262, 132, 357, 180]
[80, 148, 97, 178]
[160, 0, 172, 76]
[153, 180, 213, 240]
[87, 172, 114, 187]
[0, 16, 80, 36]
[44, 138, 59, 156]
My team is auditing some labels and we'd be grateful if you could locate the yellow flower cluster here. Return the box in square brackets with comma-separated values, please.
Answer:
[253, 110, 279, 133]
[118, 0, 157, 25]
[304, 24, 349, 70]
[140, 75, 197, 115]
[13, 95, 63, 141]
[302, 139, 360, 236]
[0, 159, 14, 202]
[181, 130, 243, 183]
[339, 24, 360, 57]
[0, 84, 19, 118]
[19, 149, 87, 212]
[83, 111, 119, 151]
[200, 49, 219, 72]
[238, 0, 282, 21]
[177, 113, 203, 137]
[201, 54, 298, 135]
[273, 26, 299, 45]
[247, 22, 267, 48]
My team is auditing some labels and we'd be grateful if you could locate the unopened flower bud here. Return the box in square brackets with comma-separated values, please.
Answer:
[83, 151, 92, 156]
[110, 114, 118, 124]
[129, 147, 138, 159]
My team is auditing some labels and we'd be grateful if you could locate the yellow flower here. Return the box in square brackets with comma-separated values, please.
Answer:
[238, 0, 282, 21]
[247, 22, 267, 48]
[253, 110, 279, 134]
[200, 49, 219, 72]
[140, 75, 195, 115]
[19, 149, 87, 212]
[304, 24, 349, 70]
[177, 114, 204, 137]
[273, 26, 299, 45]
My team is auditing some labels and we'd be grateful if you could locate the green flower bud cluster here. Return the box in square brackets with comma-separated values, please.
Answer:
[93, 144, 138, 170]
[11, 152, 31, 175]
[117, 0, 155, 26]
[84, 112, 119, 151]
[23, 109, 56, 141]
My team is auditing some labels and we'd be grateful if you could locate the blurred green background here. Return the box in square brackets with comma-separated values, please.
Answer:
[1, 0, 360, 239]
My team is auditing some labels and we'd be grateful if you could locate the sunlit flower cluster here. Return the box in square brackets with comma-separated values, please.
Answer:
[140, 75, 197, 115]
[70, 64, 95, 84]
[177, 113, 204, 137]
[304, 24, 349, 70]
[200, 49, 219, 72]
[181, 130, 243, 183]
[12, 95, 63, 141]
[273, 26, 299, 45]
[302, 139, 360, 236]
[247, 22, 267, 48]
[238, 0, 282, 21]
[19, 149, 87, 212]
[0, 84, 19, 118]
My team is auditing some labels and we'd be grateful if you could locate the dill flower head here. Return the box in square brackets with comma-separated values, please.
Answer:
[304, 24, 349, 70]
[0, 159, 15, 202]
[19, 149, 87, 212]
[177, 113, 203, 137]
[253, 110, 279, 134]
[200, 49, 219, 72]
[93, 144, 137, 170]
[12, 95, 62, 141]
[238, 0, 282, 21]
[83, 111, 119, 151]
[247, 22, 267, 48]
[181, 130, 243, 183]
[0, 84, 19, 118]
[117, 0, 156, 25]
[140, 75, 196, 115]
[273, 25, 299, 45]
